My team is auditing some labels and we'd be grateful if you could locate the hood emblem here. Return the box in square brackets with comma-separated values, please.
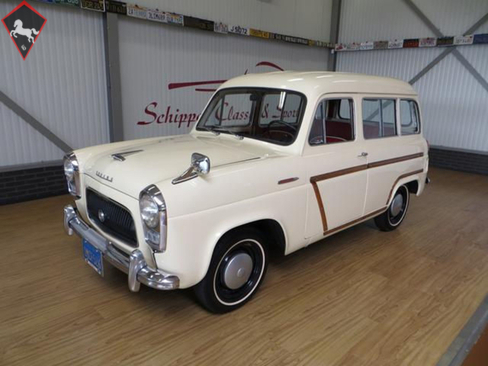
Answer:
[98, 209, 106, 223]
[96, 171, 113, 183]
[111, 150, 143, 162]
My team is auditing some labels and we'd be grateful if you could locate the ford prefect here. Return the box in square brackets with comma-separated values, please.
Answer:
[64, 71, 429, 313]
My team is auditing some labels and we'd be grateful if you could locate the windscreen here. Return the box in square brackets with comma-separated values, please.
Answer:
[196, 88, 306, 145]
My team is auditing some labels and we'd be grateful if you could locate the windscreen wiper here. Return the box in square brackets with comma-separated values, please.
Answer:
[212, 128, 244, 140]
[201, 127, 220, 136]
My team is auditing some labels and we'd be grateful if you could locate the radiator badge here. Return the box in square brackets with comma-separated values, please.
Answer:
[96, 171, 113, 183]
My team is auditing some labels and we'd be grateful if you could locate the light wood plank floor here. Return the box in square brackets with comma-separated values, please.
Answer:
[1, 167, 488, 366]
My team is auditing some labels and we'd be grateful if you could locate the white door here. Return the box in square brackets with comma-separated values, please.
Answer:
[303, 96, 368, 238]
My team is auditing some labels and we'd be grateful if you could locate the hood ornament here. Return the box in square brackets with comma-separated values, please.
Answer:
[172, 153, 211, 185]
[111, 150, 143, 162]
[96, 171, 113, 183]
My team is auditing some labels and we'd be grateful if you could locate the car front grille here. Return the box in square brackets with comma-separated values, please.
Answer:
[86, 188, 137, 247]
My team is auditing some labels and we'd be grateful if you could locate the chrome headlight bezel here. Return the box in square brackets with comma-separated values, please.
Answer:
[139, 185, 167, 253]
[63, 152, 80, 199]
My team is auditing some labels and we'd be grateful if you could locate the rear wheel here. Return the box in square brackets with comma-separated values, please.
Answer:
[194, 228, 268, 313]
[374, 185, 410, 231]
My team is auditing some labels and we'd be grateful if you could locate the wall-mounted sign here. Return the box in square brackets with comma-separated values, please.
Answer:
[346, 42, 360, 51]
[403, 38, 419, 48]
[147, 9, 166, 23]
[228, 25, 249, 36]
[184, 16, 214, 31]
[388, 39, 403, 49]
[419, 37, 436, 47]
[360, 41, 374, 50]
[437, 37, 454, 46]
[55, 0, 80, 6]
[453, 35, 473, 45]
[250, 29, 270, 39]
[106, 0, 126, 14]
[127, 4, 147, 19]
[80, 0, 105, 12]
[473, 33, 488, 44]
[166, 13, 183, 26]
[214, 22, 228, 34]
[374, 40, 388, 50]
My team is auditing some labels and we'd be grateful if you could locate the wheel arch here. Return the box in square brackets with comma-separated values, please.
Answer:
[387, 172, 423, 206]
[216, 218, 287, 258]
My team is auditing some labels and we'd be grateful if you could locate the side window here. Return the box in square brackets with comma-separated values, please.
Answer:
[400, 100, 420, 135]
[309, 98, 355, 146]
[362, 99, 397, 139]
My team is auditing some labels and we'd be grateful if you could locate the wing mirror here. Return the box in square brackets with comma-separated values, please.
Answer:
[191, 153, 211, 175]
[172, 153, 211, 184]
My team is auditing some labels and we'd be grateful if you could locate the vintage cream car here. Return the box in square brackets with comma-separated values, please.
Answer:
[64, 71, 429, 313]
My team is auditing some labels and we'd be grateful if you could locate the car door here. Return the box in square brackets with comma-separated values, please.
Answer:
[361, 96, 425, 214]
[303, 95, 368, 239]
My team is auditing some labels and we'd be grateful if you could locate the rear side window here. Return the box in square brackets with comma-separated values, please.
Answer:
[362, 99, 397, 139]
[400, 100, 420, 135]
[309, 98, 355, 146]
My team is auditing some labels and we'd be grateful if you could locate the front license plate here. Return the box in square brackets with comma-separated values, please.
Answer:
[83, 239, 104, 277]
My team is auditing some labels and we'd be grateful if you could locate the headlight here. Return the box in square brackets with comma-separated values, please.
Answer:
[139, 185, 167, 252]
[63, 152, 80, 198]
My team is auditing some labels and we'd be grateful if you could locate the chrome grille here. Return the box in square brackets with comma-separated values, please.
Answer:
[86, 188, 137, 247]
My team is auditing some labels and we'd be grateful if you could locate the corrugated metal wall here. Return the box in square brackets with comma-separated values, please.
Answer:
[0, 1, 109, 167]
[118, 16, 329, 140]
[337, 0, 488, 152]
[130, 0, 333, 40]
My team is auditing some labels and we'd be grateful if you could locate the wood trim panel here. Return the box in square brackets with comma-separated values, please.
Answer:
[310, 152, 424, 184]
[309, 152, 425, 237]
[310, 164, 368, 183]
[385, 169, 424, 205]
[311, 181, 328, 232]
[367, 152, 424, 169]
[322, 207, 387, 236]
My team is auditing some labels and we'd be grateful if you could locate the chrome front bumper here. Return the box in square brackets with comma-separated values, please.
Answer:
[63, 205, 179, 292]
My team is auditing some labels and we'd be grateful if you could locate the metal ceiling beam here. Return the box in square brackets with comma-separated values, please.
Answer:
[0, 90, 72, 153]
[103, 12, 124, 142]
[402, 1, 488, 92]
[328, 0, 342, 71]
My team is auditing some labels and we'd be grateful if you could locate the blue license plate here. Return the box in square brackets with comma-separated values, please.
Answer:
[83, 239, 104, 276]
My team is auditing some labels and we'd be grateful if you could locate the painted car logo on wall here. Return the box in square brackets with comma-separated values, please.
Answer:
[2, 1, 46, 60]
[168, 61, 284, 93]
[138, 61, 285, 127]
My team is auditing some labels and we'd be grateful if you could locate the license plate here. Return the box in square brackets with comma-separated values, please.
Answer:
[83, 239, 104, 276]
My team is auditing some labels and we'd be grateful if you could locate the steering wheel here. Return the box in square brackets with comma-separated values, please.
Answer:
[263, 120, 296, 141]
[267, 120, 297, 131]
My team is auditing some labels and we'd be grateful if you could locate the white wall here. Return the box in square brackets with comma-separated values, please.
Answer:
[0, 1, 109, 167]
[118, 16, 329, 140]
[129, 0, 334, 41]
[337, 0, 488, 152]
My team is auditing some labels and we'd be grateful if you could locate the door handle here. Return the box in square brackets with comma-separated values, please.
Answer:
[358, 152, 368, 157]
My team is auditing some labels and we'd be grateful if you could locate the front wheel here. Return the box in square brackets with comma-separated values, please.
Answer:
[374, 185, 410, 231]
[194, 228, 268, 313]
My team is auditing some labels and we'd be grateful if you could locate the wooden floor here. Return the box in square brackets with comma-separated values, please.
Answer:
[1, 167, 488, 366]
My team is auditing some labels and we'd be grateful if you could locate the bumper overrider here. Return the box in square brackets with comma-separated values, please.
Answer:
[63, 205, 179, 292]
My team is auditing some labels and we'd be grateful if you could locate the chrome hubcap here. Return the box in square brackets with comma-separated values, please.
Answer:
[223, 252, 253, 290]
[390, 193, 404, 217]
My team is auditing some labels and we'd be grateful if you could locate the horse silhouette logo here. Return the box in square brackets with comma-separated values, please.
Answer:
[10, 20, 40, 44]
[1, 1, 46, 60]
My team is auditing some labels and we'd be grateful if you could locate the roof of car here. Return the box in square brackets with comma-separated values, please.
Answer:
[220, 71, 417, 97]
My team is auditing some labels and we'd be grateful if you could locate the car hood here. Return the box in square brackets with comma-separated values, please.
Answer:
[83, 134, 275, 198]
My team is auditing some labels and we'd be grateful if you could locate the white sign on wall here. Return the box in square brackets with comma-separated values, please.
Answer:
[118, 17, 329, 140]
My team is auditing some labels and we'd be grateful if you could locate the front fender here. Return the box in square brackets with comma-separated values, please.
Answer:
[154, 184, 308, 288]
